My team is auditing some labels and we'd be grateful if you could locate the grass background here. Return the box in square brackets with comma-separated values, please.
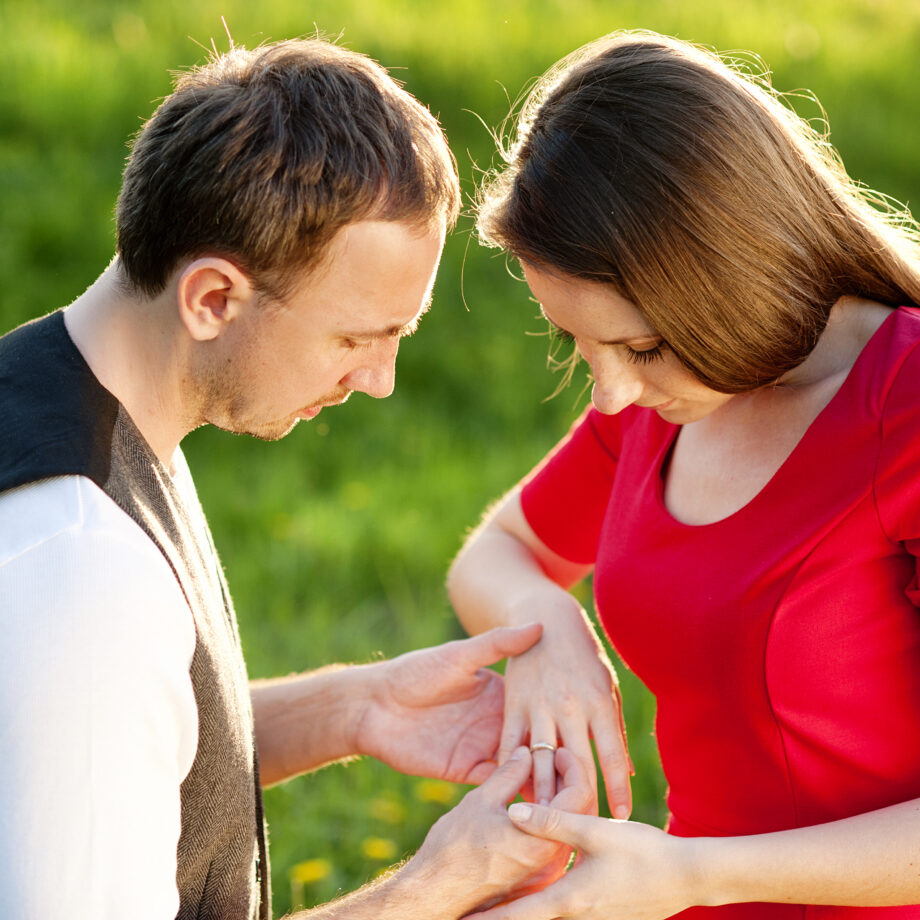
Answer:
[2, 0, 919, 913]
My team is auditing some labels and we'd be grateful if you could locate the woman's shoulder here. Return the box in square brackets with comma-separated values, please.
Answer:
[871, 305, 920, 393]
[867, 307, 920, 539]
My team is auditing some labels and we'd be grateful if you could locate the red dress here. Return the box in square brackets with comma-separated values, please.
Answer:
[520, 306, 920, 920]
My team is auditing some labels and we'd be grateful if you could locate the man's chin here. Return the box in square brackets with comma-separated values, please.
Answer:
[247, 417, 301, 442]
[211, 415, 301, 442]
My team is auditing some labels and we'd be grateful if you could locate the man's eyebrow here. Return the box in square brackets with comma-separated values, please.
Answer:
[341, 297, 432, 340]
[538, 305, 659, 345]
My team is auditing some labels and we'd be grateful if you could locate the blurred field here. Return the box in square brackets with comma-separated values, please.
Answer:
[2, 0, 919, 913]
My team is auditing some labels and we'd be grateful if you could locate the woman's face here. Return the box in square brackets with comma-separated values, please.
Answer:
[523, 263, 733, 424]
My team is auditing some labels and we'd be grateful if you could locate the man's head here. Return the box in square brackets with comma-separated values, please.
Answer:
[116, 38, 459, 301]
[180, 218, 445, 442]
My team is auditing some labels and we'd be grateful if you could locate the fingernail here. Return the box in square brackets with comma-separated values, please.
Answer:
[538, 797, 550, 806]
[509, 746, 528, 761]
[614, 806, 629, 820]
[508, 803, 532, 822]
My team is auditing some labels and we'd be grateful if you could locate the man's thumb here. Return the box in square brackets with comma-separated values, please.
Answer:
[485, 622, 543, 660]
[476, 746, 533, 805]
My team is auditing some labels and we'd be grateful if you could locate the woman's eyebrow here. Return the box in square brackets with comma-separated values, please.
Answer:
[538, 304, 659, 345]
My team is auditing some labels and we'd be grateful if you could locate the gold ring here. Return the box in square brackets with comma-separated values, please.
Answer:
[529, 742, 557, 754]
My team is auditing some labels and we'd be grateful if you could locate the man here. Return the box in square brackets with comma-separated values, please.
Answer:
[0, 39, 589, 919]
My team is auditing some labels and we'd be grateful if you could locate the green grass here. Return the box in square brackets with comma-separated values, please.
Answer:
[3, 0, 920, 912]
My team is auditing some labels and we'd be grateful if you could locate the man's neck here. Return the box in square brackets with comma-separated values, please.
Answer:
[63, 260, 194, 472]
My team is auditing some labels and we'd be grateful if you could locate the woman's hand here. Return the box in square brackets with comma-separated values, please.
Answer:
[499, 594, 632, 818]
[465, 804, 702, 920]
[448, 488, 632, 818]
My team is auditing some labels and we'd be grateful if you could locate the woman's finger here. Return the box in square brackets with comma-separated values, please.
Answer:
[507, 801, 595, 849]
[613, 681, 634, 774]
[590, 711, 632, 819]
[527, 714, 559, 805]
[498, 703, 528, 766]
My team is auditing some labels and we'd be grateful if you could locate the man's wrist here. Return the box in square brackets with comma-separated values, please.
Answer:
[286, 855, 460, 920]
[252, 661, 383, 783]
[342, 660, 386, 758]
[399, 843, 491, 919]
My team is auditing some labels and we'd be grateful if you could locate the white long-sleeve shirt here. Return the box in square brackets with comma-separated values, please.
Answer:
[0, 472, 199, 918]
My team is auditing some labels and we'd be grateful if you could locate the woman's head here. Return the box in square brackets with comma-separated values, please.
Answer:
[479, 31, 920, 392]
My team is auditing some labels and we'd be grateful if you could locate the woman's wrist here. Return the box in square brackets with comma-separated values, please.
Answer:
[503, 585, 588, 629]
[679, 836, 736, 909]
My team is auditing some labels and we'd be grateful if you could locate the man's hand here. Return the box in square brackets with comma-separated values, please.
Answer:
[402, 746, 594, 918]
[353, 624, 542, 783]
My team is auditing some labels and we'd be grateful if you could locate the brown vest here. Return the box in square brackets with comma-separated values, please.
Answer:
[0, 311, 270, 920]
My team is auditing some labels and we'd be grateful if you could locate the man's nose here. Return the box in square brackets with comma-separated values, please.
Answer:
[343, 339, 399, 399]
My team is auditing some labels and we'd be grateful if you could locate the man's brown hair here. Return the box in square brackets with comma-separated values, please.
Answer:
[117, 39, 459, 299]
[479, 32, 920, 392]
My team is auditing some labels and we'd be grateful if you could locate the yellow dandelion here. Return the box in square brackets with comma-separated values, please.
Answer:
[361, 836, 398, 861]
[289, 858, 333, 885]
[414, 779, 458, 805]
[369, 797, 407, 824]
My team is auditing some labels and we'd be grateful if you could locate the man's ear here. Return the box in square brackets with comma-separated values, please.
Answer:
[176, 257, 257, 342]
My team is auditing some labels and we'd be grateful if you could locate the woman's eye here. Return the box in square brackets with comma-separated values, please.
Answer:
[549, 326, 575, 345]
[625, 343, 666, 365]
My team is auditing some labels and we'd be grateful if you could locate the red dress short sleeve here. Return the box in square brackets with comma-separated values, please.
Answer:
[520, 407, 626, 564]
[874, 313, 920, 606]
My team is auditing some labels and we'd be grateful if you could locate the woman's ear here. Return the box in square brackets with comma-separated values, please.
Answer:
[176, 257, 257, 342]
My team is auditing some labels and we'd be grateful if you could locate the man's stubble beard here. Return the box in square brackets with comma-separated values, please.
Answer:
[190, 346, 300, 443]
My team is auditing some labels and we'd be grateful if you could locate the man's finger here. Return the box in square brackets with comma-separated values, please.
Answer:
[549, 748, 594, 816]
[474, 746, 533, 805]
[455, 623, 544, 670]
[555, 719, 599, 813]
[465, 759, 499, 785]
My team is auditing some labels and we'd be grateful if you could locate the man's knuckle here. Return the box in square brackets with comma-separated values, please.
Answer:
[538, 807, 563, 834]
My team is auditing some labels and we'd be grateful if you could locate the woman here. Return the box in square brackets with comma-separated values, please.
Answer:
[448, 31, 920, 920]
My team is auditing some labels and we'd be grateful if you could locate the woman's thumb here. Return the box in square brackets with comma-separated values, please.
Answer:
[507, 802, 588, 848]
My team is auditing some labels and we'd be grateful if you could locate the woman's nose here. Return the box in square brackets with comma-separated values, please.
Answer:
[590, 356, 644, 415]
